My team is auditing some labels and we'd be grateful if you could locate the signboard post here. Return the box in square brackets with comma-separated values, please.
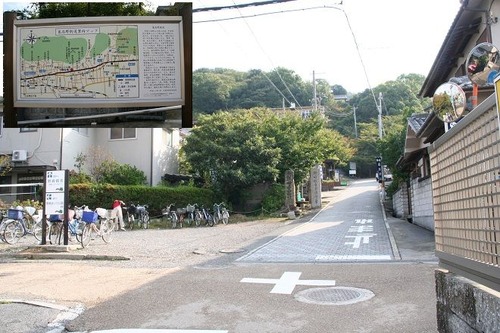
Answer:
[376, 157, 382, 183]
[42, 170, 69, 245]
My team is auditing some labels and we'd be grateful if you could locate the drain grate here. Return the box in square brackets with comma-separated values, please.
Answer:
[294, 287, 374, 305]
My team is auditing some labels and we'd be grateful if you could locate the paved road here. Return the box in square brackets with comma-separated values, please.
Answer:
[238, 180, 396, 263]
[0, 179, 438, 333]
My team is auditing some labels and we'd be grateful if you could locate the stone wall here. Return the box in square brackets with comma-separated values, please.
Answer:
[435, 269, 500, 333]
[410, 176, 434, 231]
[392, 186, 409, 218]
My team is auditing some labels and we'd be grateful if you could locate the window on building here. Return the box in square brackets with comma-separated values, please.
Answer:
[72, 128, 89, 136]
[163, 128, 173, 147]
[110, 128, 136, 140]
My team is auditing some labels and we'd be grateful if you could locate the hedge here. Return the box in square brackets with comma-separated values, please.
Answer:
[69, 184, 215, 217]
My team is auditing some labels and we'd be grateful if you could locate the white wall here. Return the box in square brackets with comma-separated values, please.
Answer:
[0, 128, 61, 168]
[410, 177, 434, 231]
[61, 128, 97, 172]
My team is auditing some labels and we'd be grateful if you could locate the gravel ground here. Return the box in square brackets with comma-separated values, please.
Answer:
[0, 215, 312, 269]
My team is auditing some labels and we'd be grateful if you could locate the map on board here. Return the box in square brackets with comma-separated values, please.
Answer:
[14, 18, 183, 108]
[19, 25, 140, 99]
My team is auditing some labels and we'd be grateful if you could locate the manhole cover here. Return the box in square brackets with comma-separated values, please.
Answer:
[295, 287, 374, 305]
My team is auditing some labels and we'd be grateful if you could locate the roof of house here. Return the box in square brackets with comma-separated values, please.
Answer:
[419, 0, 484, 97]
[407, 113, 430, 134]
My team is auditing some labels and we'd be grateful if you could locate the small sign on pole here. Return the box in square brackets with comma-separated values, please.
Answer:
[42, 170, 69, 245]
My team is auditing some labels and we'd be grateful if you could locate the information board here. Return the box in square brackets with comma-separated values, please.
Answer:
[13, 16, 184, 108]
[44, 170, 67, 214]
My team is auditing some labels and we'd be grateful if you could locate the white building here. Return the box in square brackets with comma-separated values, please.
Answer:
[0, 125, 180, 189]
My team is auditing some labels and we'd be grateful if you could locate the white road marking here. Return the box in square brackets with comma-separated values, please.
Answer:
[344, 233, 377, 248]
[355, 219, 372, 224]
[316, 255, 391, 261]
[240, 271, 336, 294]
[348, 225, 374, 233]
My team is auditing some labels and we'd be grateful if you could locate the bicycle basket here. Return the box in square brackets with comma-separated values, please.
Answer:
[48, 214, 63, 222]
[82, 211, 98, 223]
[177, 208, 186, 215]
[186, 204, 195, 213]
[7, 209, 23, 220]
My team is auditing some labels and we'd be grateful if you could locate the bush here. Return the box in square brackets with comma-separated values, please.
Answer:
[69, 184, 215, 217]
[100, 162, 147, 185]
[261, 183, 285, 213]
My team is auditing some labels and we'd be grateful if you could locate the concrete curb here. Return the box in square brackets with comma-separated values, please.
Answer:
[380, 198, 402, 261]
[0, 244, 130, 261]
[5, 252, 130, 260]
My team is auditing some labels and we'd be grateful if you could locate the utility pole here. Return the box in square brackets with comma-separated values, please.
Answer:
[353, 106, 358, 138]
[377, 92, 383, 139]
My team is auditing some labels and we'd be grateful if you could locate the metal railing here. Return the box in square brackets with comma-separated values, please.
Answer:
[429, 94, 500, 292]
[0, 183, 43, 203]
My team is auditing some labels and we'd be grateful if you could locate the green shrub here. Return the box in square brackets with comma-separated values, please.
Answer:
[261, 183, 285, 213]
[69, 184, 215, 217]
[101, 162, 147, 185]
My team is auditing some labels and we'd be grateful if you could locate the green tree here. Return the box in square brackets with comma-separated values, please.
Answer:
[25, 2, 152, 19]
[100, 162, 148, 185]
[182, 108, 354, 206]
[193, 69, 241, 115]
[182, 109, 281, 205]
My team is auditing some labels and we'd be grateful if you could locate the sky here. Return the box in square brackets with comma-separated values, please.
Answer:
[1, 0, 461, 96]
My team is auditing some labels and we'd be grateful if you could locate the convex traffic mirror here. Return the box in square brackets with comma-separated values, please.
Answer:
[432, 82, 466, 123]
[466, 42, 500, 85]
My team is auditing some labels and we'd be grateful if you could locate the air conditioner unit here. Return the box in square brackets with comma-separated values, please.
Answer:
[12, 150, 28, 162]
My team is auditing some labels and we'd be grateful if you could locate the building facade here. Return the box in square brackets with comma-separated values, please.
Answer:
[0, 125, 180, 202]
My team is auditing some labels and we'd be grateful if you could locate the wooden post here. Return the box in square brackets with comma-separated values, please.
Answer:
[178, 3, 192, 128]
[3, 11, 19, 127]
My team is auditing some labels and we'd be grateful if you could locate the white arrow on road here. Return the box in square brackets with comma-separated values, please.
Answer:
[241, 271, 336, 294]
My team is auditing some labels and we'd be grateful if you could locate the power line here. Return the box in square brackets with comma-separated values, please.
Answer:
[194, 6, 337, 24]
[196, 0, 293, 106]
[230, 0, 303, 108]
[193, 0, 300, 13]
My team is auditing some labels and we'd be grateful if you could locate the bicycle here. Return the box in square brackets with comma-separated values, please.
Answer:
[68, 205, 88, 242]
[80, 208, 114, 248]
[184, 204, 201, 227]
[125, 204, 136, 230]
[135, 204, 150, 229]
[1, 207, 43, 245]
[125, 203, 150, 230]
[200, 204, 214, 227]
[162, 204, 180, 228]
[47, 214, 65, 245]
[213, 203, 230, 225]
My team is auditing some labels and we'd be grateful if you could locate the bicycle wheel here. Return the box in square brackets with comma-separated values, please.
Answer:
[213, 213, 220, 225]
[221, 210, 229, 225]
[3, 220, 24, 244]
[48, 222, 63, 245]
[100, 219, 113, 243]
[194, 212, 201, 227]
[80, 224, 94, 248]
[32, 220, 43, 241]
[206, 213, 214, 227]
[142, 212, 150, 229]
[75, 220, 85, 243]
[171, 213, 177, 228]
[0, 219, 10, 242]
